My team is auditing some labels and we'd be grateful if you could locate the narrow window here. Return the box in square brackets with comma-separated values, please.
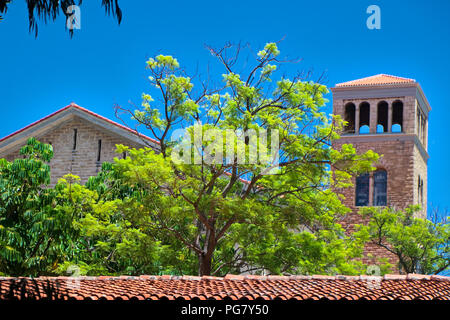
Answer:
[420, 180, 424, 205]
[392, 100, 403, 133]
[73, 129, 78, 150]
[344, 103, 356, 133]
[97, 139, 102, 162]
[359, 102, 370, 134]
[417, 104, 423, 137]
[422, 117, 426, 143]
[355, 173, 370, 206]
[421, 118, 424, 142]
[417, 111, 420, 135]
[418, 175, 421, 204]
[418, 175, 424, 205]
[373, 170, 387, 206]
[377, 101, 388, 133]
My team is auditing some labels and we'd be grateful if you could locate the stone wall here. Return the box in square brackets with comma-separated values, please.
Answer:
[332, 93, 429, 271]
[413, 144, 428, 218]
[4, 117, 144, 185]
[333, 138, 416, 268]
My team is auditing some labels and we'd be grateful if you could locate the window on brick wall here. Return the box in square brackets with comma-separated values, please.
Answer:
[417, 109, 427, 145]
[344, 102, 356, 134]
[73, 129, 78, 150]
[418, 175, 424, 205]
[422, 116, 426, 145]
[355, 173, 370, 206]
[359, 102, 370, 134]
[373, 170, 387, 206]
[377, 101, 388, 133]
[420, 178, 424, 206]
[392, 100, 403, 133]
[356, 170, 388, 207]
[97, 139, 102, 162]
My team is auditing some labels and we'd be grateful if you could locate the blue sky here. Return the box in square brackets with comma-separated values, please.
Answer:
[0, 0, 449, 213]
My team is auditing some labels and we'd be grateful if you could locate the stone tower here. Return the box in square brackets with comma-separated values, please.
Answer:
[331, 74, 430, 263]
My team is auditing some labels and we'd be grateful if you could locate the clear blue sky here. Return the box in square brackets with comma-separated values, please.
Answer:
[1, 0, 449, 214]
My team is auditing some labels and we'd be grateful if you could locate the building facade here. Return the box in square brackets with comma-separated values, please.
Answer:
[331, 74, 431, 266]
[0, 103, 158, 185]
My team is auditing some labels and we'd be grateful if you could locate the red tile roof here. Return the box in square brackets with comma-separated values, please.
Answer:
[0, 274, 449, 301]
[335, 74, 416, 87]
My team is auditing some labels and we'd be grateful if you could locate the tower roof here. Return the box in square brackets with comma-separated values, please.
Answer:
[335, 74, 416, 87]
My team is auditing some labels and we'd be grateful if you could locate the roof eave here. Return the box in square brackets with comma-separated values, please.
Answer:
[0, 104, 160, 157]
[330, 82, 418, 92]
[330, 82, 432, 112]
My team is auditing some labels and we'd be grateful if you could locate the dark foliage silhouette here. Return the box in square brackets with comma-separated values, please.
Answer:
[0, 0, 121, 36]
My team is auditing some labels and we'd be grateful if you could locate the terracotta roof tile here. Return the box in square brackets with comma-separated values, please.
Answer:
[335, 74, 416, 87]
[0, 274, 449, 301]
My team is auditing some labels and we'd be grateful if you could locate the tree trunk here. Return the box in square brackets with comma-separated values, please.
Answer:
[198, 227, 216, 276]
[198, 253, 212, 276]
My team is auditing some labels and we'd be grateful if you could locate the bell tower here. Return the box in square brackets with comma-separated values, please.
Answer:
[331, 74, 431, 233]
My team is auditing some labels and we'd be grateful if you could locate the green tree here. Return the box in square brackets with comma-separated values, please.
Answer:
[356, 206, 450, 275]
[0, 138, 76, 276]
[55, 172, 166, 276]
[0, 142, 173, 277]
[112, 42, 378, 276]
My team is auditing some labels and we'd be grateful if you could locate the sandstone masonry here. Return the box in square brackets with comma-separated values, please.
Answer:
[0, 104, 156, 185]
[331, 75, 431, 269]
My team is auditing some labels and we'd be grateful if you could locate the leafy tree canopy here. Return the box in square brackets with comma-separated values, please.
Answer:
[110, 42, 379, 276]
[3, 43, 412, 278]
[0, 138, 75, 276]
[356, 206, 449, 275]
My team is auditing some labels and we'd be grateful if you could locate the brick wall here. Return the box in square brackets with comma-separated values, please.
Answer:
[332, 93, 429, 271]
[333, 138, 416, 268]
[413, 138, 428, 219]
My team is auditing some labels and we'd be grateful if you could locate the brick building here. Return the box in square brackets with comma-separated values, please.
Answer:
[0, 103, 158, 185]
[331, 74, 430, 266]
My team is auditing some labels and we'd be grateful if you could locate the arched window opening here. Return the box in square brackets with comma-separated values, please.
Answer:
[392, 100, 403, 132]
[359, 102, 370, 133]
[417, 108, 427, 143]
[373, 170, 387, 206]
[392, 124, 402, 133]
[376, 125, 384, 133]
[421, 115, 426, 143]
[377, 101, 388, 133]
[360, 125, 370, 134]
[417, 110, 421, 136]
[344, 103, 356, 134]
[355, 173, 370, 206]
